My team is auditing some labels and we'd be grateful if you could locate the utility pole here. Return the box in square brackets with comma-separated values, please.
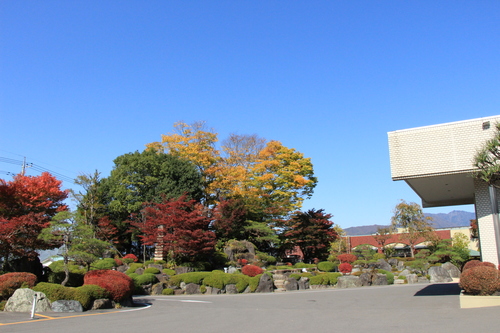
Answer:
[20, 157, 32, 176]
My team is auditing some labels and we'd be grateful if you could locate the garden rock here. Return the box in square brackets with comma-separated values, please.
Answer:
[255, 274, 274, 293]
[148, 264, 163, 271]
[284, 278, 298, 291]
[336, 276, 362, 289]
[225, 284, 238, 294]
[417, 277, 430, 283]
[135, 268, 144, 275]
[4, 289, 52, 312]
[428, 266, 452, 283]
[298, 277, 309, 290]
[399, 269, 411, 277]
[92, 299, 114, 310]
[52, 300, 83, 312]
[377, 259, 392, 272]
[116, 265, 127, 273]
[359, 272, 372, 286]
[227, 266, 238, 274]
[151, 283, 166, 295]
[185, 283, 201, 295]
[406, 274, 418, 284]
[397, 261, 404, 270]
[442, 262, 460, 278]
[388, 258, 398, 266]
[175, 266, 194, 275]
[372, 274, 388, 286]
[206, 287, 222, 295]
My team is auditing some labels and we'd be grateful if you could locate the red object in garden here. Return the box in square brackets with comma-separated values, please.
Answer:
[337, 253, 357, 264]
[84, 270, 134, 302]
[339, 263, 353, 274]
[123, 253, 138, 262]
[241, 264, 263, 277]
[0, 272, 37, 300]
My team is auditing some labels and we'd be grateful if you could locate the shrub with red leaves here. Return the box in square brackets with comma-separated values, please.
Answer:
[114, 258, 123, 266]
[337, 253, 357, 264]
[84, 270, 134, 302]
[123, 254, 138, 262]
[241, 264, 264, 277]
[237, 259, 248, 265]
[0, 272, 37, 300]
[339, 263, 353, 274]
[462, 260, 495, 272]
[459, 266, 500, 295]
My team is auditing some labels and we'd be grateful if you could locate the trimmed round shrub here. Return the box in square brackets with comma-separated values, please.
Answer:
[75, 284, 109, 308]
[133, 273, 158, 286]
[462, 260, 482, 272]
[84, 270, 134, 302]
[460, 266, 500, 296]
[162, 268, 176, 276]
[114, 258, 123, 266]
[317, 261, 336, 272]
[337, 253, 357, 264]
[294, 263, 316, 269]
[168, 272, 211, 287]
[481, 262, 496, 269]
[33, 282, 109, 310]
[0, 272, 37, 300]
[144, 267, 160, 274]
[339, 263, 353, 274]
[162, 288, 174, 295]
[91, 258, 117, 270]
[241, 264, 263, 277]
[33, 282, 73, 303]
[123, 254, 138, 262]
[125, 263, 144, 275]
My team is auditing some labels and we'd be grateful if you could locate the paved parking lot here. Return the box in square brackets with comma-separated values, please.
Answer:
[1, 283, 498, 333]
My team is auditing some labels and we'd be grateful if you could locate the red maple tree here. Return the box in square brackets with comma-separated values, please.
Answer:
[0, 173, 68, 269]
[135, 196, 216, 263]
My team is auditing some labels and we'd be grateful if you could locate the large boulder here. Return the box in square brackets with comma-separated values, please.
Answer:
[336, 276, 362, 289]
[442, 262, 461, 278]
[428, 266, 452, 283]
[51, 300, 83, 312]
[359, 272, 372, 286]
[92, 299, 114, 310]
[406, 273, 418, 284]
[377, 259, 392, 272]
[4, 288, 52, 312]
[225, 284, 238, 294]
[284, 278, 298, 291]
[255, 274, 274, 293]
[372, 274, 388, 286]
[185, 283, 201, 295]
[298, 277, 309, 290]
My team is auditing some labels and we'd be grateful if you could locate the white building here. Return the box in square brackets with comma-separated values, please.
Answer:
[388, 115, 500, 265]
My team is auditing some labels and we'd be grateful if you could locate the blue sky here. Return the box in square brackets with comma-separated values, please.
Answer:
[1, 1, 499, 228]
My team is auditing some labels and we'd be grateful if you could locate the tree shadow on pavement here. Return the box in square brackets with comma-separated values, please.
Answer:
[414, 283, 461, 296]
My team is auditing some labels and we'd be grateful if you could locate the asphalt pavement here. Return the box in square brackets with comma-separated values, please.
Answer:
[1, 283, 498, 333]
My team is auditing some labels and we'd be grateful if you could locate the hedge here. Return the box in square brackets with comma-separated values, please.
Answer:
[32, 282, 108, 310]
[0, 272, 37, 300]
[84, 270, 134, 302]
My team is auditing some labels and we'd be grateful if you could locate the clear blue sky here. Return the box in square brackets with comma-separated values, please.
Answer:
[1, 1, 499, 228]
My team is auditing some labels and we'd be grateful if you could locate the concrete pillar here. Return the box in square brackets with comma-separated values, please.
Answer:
[474, 179, 500, 266]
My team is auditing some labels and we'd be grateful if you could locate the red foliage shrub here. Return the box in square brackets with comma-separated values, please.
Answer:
[462, 260, 482, 272]
[0, 272, 37, 300]
[481, 262, 496, 269]
[123, 254, 138, 262]
[241, 264, 264, 277]
[237, 259, 248, 265]
[337, 253, 357, 264]
[459, 266, 500, 295]
[339, 263, 353, 274]
[84, 270, 134, 302]
[114, 258, 123, 266]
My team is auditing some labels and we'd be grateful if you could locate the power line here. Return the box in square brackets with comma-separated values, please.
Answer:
[0, 156, 76, 184]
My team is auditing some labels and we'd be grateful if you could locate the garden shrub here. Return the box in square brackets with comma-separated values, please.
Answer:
[114, 258, 123, 266]
[144, 267, 161, 274]
[294, 263, 316, 269]
[309, 274, 328, 285]
[242, 265, 264, 277]
[91, 258, 117, 270]
[377, 269, 394, 284]
[248, 274, 262, 292]
[33, 282, 74, 303]
[200, 285, 207, 293]
[133, 273, 158, 286]
[162, 288, 174, 295]
[84, 270, 134, 302]
[234, 275, 250, 293]
[163, 268, 176, 276]
[203, 271, 233, 290]
[460, 266, 500, 295]
[47, 260, 85, 287]
[327, 272, 342, 285]
[33, 282, 108, 310]
[168, 272, 210, 287]
[339, 263, 352, 274]
[462, 260, 495, 272]
[337, 253, 357, 263]
[317, 261, 336, 272]
[480, 262, 496, 269]
[75, 284, 109, 308]
[0, 272, 37, 300]
[123, 254, 138, 262]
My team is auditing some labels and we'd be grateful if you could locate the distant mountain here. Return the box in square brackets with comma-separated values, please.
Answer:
[344, 210, 475, 236]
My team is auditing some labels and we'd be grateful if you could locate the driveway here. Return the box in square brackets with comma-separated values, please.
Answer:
[1, 283, 497, 333]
